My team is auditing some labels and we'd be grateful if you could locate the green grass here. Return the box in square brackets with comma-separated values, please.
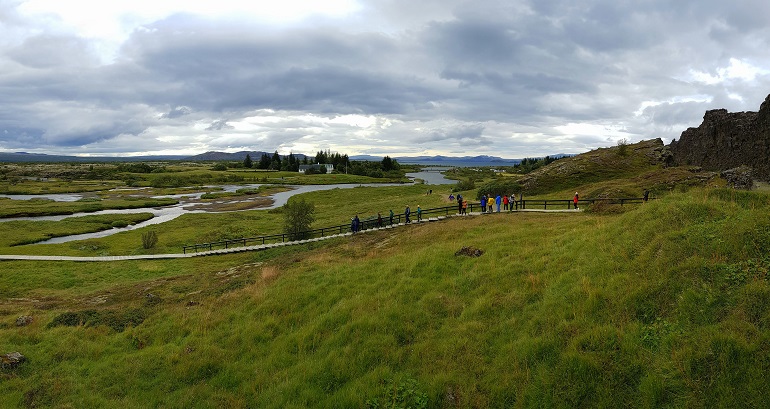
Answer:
[0, 213, 154, 246]
[2, 188, 770, 407]
[2, 183, 458, 256]
[0, 197, 177, 218]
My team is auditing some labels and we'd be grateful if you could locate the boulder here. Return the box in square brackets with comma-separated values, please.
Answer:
[15, 316, 33, 327]
[1, 352, 26, 370]
[721, 166, 755, 190]
[455, 246, 484, 257]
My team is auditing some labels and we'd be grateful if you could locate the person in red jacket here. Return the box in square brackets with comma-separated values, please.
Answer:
[573, 192, 579, 210]
[503, 194, 509, 210]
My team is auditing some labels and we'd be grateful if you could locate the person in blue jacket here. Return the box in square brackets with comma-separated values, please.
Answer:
[405, 205, 411, 223]
[481, 194, 487, 213]
[495, 194, 502, 212]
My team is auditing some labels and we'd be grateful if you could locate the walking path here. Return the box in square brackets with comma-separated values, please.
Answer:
[0, 209, 578, 262]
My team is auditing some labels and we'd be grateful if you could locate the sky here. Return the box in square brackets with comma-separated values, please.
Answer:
[1, 0, 770, 158]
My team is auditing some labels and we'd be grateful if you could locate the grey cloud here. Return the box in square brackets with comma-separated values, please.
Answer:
[161, 106, 192, 119]
[413, 124, 485, 144]
[1, 1, 770, 156]
[7, 35, 98, 69]
[206, 119, 233, 131]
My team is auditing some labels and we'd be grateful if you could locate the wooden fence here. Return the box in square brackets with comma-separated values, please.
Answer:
[182, 197, 648, 253]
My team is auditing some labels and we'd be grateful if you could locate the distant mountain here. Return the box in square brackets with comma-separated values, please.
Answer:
[0, 150, 569, 166]
[185, 151, 310, 161]
[351, 154, 572, 167]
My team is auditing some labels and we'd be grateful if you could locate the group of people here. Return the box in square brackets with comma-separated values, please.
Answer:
[352, 190, 585, 233]
[404, 204, 423, 223]
[454, 194, 469, 215]
[479, 193, 522, 213]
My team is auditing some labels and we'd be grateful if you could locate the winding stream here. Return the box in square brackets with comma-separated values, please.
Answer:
[2, 171, 454, 244]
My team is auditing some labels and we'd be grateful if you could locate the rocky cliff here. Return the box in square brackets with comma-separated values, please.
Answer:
[669, 94, 770, 181]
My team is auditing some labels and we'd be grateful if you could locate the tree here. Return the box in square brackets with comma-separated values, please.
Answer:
[271, 151, 282, 170]
[258, 153, 271, 169]
[381, 156, 394, 171]
[617, 138, 629, 156]
[243, 154, 253, 169]
[283, 199, 315, 240]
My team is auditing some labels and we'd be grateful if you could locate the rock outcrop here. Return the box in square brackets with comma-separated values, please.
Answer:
[669, 94, 770, 181]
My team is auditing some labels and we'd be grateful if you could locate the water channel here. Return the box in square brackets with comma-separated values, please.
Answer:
[1, 171, 454, 244]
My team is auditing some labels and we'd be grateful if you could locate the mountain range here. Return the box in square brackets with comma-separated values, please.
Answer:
[0, 150, 561, 166]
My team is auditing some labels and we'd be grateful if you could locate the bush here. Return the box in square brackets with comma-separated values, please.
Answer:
[617, 138, 629, 156]
[283, 199, 315, 240]
[141, 230, 158, 249]
[452, 178, 476, 192]
[111, 220, 129, 228]
[476, 179, 522, 199]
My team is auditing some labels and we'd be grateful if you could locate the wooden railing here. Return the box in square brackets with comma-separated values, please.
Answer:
[182, 197, 648, 253]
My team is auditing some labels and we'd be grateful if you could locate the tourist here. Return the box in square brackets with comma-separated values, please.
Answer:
[417, 205, 422, 222]
[462, 199, 468, 215]
[573, 192, 579, 210]
[449, 193, 455, 202]
[495, 194, 502, 212]
[377, 212, 383, 227]
[389, 209, 394, 225]
[503, 194, 509, 211]
[487, 196, 494, 212]
[510, 193, 515, 211]
[405, 205, 411, 223]
[457, 194, 463, 214]
[643, 189, 650, 202]
[481, 194, 487, 213]
[351, 214, 360, 233]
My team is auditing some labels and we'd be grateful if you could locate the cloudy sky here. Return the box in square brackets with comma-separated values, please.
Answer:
[2, 0, 770, 158]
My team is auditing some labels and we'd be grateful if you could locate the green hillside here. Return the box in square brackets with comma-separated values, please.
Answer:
[2, 186, 770, 407]
[1, 143, 769, 407]
[517, 139, 722, 198]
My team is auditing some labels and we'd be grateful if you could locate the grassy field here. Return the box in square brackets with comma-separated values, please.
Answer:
[2, 145, 769, 407]
[0, 197, 177, 218]
[0, 213, 155, 247]
[2, 187, 770, 407]
[0, 183, 457, 257]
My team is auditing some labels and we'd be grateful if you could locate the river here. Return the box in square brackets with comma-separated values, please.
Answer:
[2, 171, 454, 244]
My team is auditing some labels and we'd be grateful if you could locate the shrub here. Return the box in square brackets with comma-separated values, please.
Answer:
[141, 230, 158, 249]
[452, 178, 476, 192]
[283, 199, 315, 240]
[617, 138, 629, 156]
[476, 178, 522, 199]
[111, 220, 129, 228]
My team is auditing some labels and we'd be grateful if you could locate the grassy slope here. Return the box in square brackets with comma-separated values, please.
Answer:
[518, 139, 722, 198]
[2, 188, 770, 407]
